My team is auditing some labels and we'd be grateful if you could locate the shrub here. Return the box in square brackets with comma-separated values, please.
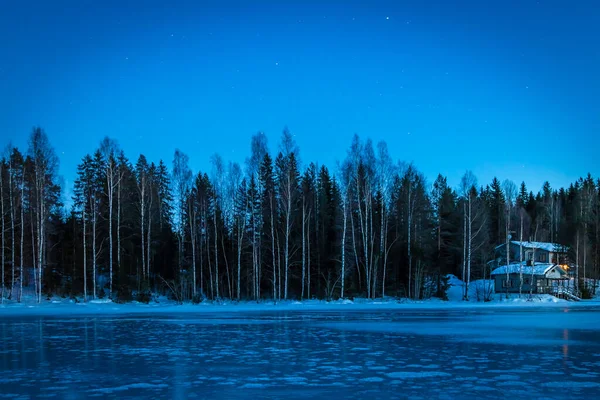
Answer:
[192, 293, 203, 304]
[436, 275, 450, 301]
[579, 284, 593, 300]
[114, 285, 133, 303]
[135, 290, 152, 304]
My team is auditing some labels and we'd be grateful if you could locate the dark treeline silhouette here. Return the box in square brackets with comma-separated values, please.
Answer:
[1, 127, 599, 303]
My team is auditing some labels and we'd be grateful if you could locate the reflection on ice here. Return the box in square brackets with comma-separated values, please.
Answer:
[1, 307, 600, 399]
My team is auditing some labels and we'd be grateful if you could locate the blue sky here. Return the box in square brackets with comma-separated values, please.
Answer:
[1, 0, 598, 197]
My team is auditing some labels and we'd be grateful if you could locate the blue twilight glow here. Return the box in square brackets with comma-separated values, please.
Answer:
[1, 0, 598, 198]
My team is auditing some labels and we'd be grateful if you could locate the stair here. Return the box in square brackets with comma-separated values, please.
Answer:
[554, 287, 581, 301]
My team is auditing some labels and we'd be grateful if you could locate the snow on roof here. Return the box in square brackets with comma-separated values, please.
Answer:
[495, 241, 567, 252]
[490, 262, 566, 276]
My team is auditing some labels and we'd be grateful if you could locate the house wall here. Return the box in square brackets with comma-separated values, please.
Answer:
[495, 243, 552, 264]
[546, 267, 563, 279]
[494, 273, 540, 293]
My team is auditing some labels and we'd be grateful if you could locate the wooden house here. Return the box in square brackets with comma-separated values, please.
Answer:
[494, 241, 570, 267]
[490, 262, 569, 294]
[490, 241, 574, 294]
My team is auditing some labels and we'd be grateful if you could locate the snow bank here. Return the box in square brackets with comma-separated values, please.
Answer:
[446, 275, 495, 303]
[1, 276, 598, 316]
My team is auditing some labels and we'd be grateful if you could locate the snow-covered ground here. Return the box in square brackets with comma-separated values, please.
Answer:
[444, 274, 584, 304]
[1, 276, 599, 317]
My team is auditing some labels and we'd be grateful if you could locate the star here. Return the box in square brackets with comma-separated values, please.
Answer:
[275, 62, 279, 66]
[386, 16, 390, 20]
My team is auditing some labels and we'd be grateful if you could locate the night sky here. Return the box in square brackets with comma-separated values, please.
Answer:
[1, 0, 598, 201]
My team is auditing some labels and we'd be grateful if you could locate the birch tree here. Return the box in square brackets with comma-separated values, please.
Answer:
[460, 171, 477, 300]
[172, 150, 192, 292]
[90, 151, 104, 298]
[502, 179, 517, 298]
[233, 178, 248, 300]
[338, 160, 352, 298]
[99, 137, 120, 297]
[246, 133, 268, 300]
[6, 147, 18, 299]
[73, 155, 94, 301]
[210, 153, 225, 299]
[517, 182, 530, 297]
[278, 128, 300, 299]
[6, 148, 24, 300]
[28, 128, 60, 303]
[1, 159, 5, 302]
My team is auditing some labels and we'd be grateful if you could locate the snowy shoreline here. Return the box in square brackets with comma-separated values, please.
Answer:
[2, 295, 600, 317]
[2, 274, 599, 316]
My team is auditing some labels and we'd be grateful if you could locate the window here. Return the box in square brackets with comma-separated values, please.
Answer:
[539, 253, 547, 262]
[524, 278, 530, 285]
[502, 279, 512, 288]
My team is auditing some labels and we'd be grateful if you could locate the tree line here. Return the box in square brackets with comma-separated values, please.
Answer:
[1, 127, 598, 303]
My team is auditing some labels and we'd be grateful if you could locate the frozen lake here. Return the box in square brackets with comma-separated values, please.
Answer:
[2, 306, 600, 399]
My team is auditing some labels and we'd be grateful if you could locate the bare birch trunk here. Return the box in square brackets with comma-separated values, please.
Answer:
[270, 196, 276, 300]
[92, 197, 97, 299]
[341, 194, 347, 299]
[207, 222, 214, 299]
[379, 200, 385, 298]
[108, 174, 113, 297]
[519, 213, 524, 297]
[466, 194, 472, 301]
[576, 231, 580, 293]
[189, 201, 196, 297]
[117, 171, 121, 287]
[307, 211, 311, 299]
[19, 167, 24, 302]
[83, 209, 87, 302]
[407, 186, 413, 300]
[31, 208, 37, 301]
[1, 169, 5, 303]
[147, 192, 152, 285]
[214, 208, 219, 299]
[140, 183, 146, 284]
[505, 209, 511, 299]
[222, 236, 231, 299]
[301, 198, 306, 299]
[462, 201, 466, 300]
[237, 205, 245, 300]
[284, 190, 290, 300]
[530, 223, 538, 297]
[9, 158, 16, 299]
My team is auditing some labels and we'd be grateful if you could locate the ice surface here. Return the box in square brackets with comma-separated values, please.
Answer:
[1, 307, 600, 399]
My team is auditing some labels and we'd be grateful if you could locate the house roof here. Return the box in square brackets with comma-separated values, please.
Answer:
[491, 262, 567, 277]
[495, 241, 567, 252]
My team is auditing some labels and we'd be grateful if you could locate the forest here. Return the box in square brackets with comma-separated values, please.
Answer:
[1, 127, 599, 303]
